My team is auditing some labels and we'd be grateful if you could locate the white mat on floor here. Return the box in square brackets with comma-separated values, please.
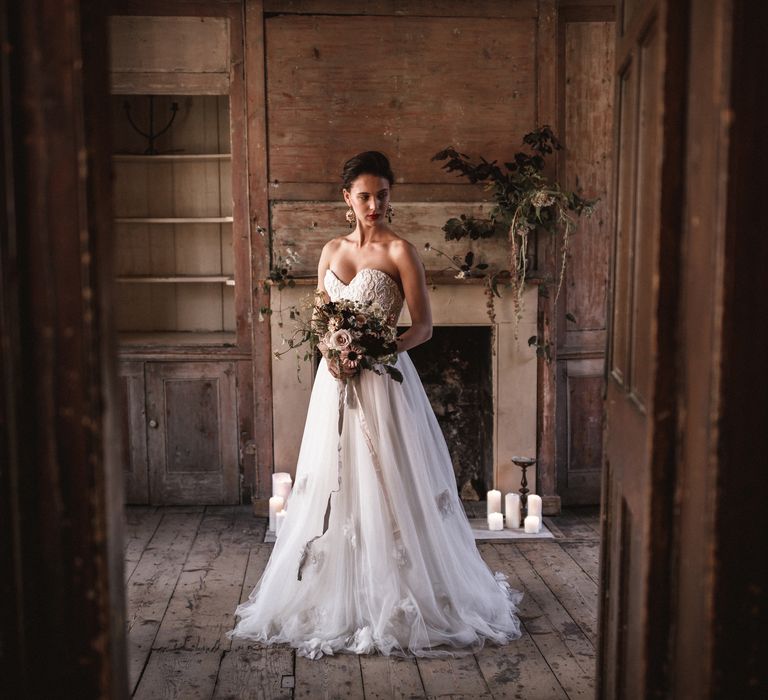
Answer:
[264, 518, 554, 544]
[467, 518, 554, 541]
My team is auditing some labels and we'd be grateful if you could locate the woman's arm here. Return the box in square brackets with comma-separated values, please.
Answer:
[315, 240, 351, 379]
[392, 241, 433, 353]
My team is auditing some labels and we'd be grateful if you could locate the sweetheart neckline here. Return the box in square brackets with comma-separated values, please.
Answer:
[326, 267, 403, 299]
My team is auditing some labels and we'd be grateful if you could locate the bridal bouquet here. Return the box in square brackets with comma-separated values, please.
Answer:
[275, 290, 403, 384]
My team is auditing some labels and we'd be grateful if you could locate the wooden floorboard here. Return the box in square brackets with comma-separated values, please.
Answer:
[125, 506, 600, 699]
[125, 509, 206, 694]
[481, 544, 594, 698]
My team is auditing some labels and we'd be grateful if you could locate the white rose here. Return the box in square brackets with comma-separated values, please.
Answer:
[328, 328, 352, 350]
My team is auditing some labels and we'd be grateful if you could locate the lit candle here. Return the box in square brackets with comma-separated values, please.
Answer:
[505, 493, 521, 529]
[275, 510, 287, 536]
[524, 515, 540, 534]
[488, 512, 504, 531]
[269, 495, 284, 532]
[272, 472, 293, 501]
[527, 494, 542, 523]
[487, 489, 502, 516]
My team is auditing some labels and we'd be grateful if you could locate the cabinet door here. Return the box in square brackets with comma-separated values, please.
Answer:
[119, 360, 148, 504]
[146, 362, 238, 505]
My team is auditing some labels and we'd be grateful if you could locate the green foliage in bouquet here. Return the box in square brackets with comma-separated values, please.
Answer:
[274, 291, 403, 385]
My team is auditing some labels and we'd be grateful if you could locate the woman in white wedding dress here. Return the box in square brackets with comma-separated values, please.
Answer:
[228, 151, 522, 660]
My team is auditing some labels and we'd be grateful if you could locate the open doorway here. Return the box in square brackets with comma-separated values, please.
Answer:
[5, 1, 764, 698]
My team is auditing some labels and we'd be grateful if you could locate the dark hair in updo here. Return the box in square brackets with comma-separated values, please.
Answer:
[341, 151, 395, 191]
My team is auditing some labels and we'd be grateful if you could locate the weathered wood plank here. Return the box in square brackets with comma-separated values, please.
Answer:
[490, 544, 596, 667]
[416, 654, 490, 697]
[213, 645, 295, 700]
[229, 537, 274, 651]
[125, 510, 205, 693]
[133, 649, 221, 700]
[475, 641, 568, 700]
[516, 543, 599, 646]
[265, 15, 537, 185]
[561, 542, 601, 584]
[548, 512, 600, 540]
[571, 506, 601, 536]
[123, 506, 161, 580]
[482, 543, 595, 698]
[153, 508, 260, 651]
[244, 0, 276, 505]
[263, 0, 538, 17]
[359, 654, 426, 699]
[294, 653, 365, 698]
[271, 201, 509, 277]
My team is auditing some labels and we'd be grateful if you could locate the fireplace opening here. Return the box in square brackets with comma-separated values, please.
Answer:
[406, 325, 493, 511]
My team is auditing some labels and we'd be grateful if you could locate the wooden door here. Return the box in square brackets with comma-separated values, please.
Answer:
[599, 0, 687, 697]
[146, 361, 239, 505]
[119, 360, 149, 503]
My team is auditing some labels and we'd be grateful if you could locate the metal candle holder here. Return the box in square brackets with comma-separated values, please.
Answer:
[123, 95, 179, 155]
[511, 455, 537, 519]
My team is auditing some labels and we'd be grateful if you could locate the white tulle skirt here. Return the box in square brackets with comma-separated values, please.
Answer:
[227, 350, 523, 660]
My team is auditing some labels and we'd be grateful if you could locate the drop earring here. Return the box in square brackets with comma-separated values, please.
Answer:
[386, 203, 394, 224]
[345, 204, 356, 228]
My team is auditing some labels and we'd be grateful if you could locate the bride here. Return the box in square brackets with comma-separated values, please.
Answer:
[228, 151, 523, 660]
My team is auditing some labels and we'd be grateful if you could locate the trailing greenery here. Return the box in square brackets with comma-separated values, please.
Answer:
[431, 126, 598, 337]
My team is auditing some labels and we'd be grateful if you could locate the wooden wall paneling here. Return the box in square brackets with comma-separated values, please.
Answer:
[262, 0, 539, 17]
[226, 5, 253, 352]
[556, 358, 605, 504]
[269, 181, 494, 202]
[245, 0, 275, 507]
[264, 14, 537, 186]
[120, 361, 149, 503]
[535, 0, 560, 514]
[237, 359, 257, 501]
[110, 15, 231, 94]
[271, 201, 510, 277]
[559, 18, 614, 352]
[555, 7, 615, 506]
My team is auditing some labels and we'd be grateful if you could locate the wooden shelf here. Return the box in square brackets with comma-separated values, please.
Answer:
[114, 216, 233, 224]
[117, 275, 235, 285]
[119, 331, 237, 347]
[113, 154, 231, 162]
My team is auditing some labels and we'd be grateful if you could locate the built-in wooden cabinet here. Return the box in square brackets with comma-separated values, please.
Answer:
[111, 13, 256, 505]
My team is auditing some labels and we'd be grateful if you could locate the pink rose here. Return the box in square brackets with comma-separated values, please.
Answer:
[328, 328, 352, 350]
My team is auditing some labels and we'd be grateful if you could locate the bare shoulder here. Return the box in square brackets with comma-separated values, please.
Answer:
[319, 236, 344, 262]
[388, 236, 423, 269]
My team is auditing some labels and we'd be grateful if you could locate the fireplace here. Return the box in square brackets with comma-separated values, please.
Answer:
[407, 326, 494, 505]
[270, 282, 538, 501]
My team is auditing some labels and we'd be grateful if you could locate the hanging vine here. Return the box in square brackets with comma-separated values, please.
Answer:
[430, 126, 599, 338]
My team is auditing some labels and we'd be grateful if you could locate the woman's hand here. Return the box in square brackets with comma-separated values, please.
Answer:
[325, 355, 357, 380]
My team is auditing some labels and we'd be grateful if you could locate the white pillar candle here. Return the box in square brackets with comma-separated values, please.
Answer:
[505, 493, 521, 529]
[268, 495, 284, 532]
[527, 494, 543, 523]
[275, 510, 287, 536]
[272, 472, 292, 498]
[524, 515, 541, 534]
[488, 512, 504, 531]
[487, 489, 502, 516]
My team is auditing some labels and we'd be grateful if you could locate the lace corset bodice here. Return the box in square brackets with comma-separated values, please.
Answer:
[324, 268, 404, 328]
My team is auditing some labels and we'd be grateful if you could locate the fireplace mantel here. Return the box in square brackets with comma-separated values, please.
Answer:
[270, 282, 539, 503]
